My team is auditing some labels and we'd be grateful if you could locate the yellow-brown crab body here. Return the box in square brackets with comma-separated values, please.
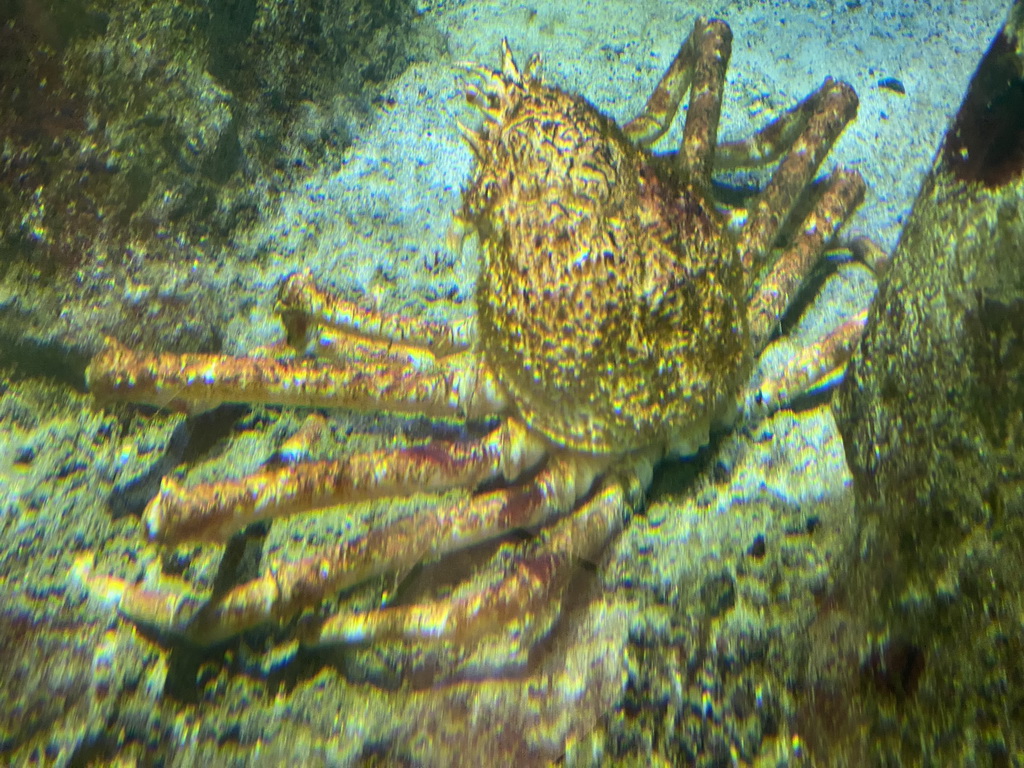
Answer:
[466, 61, 747, 455]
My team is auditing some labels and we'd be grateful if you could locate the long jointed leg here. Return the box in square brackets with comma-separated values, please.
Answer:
[676, 19, 732, 187]
[321, 485, 624, 647]
[87, 270, 500, 418]
[735, 78, 859, 281]
[743, 166, 869, 410]
[277, 269, 477, 359]
[318, 450, 657, 647]
[623, 17, 730, 154]
[87, 452, 612, 644]
[716, 78, 857, 171]
[622, 17, 732, 186]
[755, 309, 868, 412]
[143, 417, 548, 546]
[747, 167, 866, 350]
[86, 338, 506, 420]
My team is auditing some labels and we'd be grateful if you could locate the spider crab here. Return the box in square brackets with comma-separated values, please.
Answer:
[79, 16, 870, 755]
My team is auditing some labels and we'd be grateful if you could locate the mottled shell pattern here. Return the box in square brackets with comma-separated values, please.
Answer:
[459, 43, 750, 456]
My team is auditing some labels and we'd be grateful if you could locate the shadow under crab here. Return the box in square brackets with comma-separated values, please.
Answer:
[78, 17, 876, 766]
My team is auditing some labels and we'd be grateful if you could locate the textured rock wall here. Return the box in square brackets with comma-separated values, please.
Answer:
[834, 1, 1024, 762]
[0, 0, 433, 362]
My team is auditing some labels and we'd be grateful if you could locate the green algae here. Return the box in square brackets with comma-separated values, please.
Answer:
[831, 0, 1024, 762]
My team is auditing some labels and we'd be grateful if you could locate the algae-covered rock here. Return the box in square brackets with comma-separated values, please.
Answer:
[0, 373, 174, 765]
[0, 0, 422, 275]
[833, 0, 1024, 762]
[0, 0, 432, 367]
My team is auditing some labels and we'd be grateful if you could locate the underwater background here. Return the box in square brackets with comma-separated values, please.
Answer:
[0, 0, 1021, 765]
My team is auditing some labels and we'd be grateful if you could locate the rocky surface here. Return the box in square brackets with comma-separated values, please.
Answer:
[833, 1, 1024, 763]
[0, 0, 439, 359]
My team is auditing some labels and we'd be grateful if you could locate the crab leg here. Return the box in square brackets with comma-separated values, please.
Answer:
[86, 339, 507, 420]
[623, 17, 727, 150]
[143, 418, 548, 546]
[295, 327, 444, 371]
[676, 19, 732, 187]
[277, 270, 476, 357]
[97, 452, 612, 644]
[735, 78, 859, 281]
[747, 167, 867, 349]
[318, 451, 656, 647]
[716, 80, 854, 171]
[755, 309, 868, 411]
[322, 486, 622, 646]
